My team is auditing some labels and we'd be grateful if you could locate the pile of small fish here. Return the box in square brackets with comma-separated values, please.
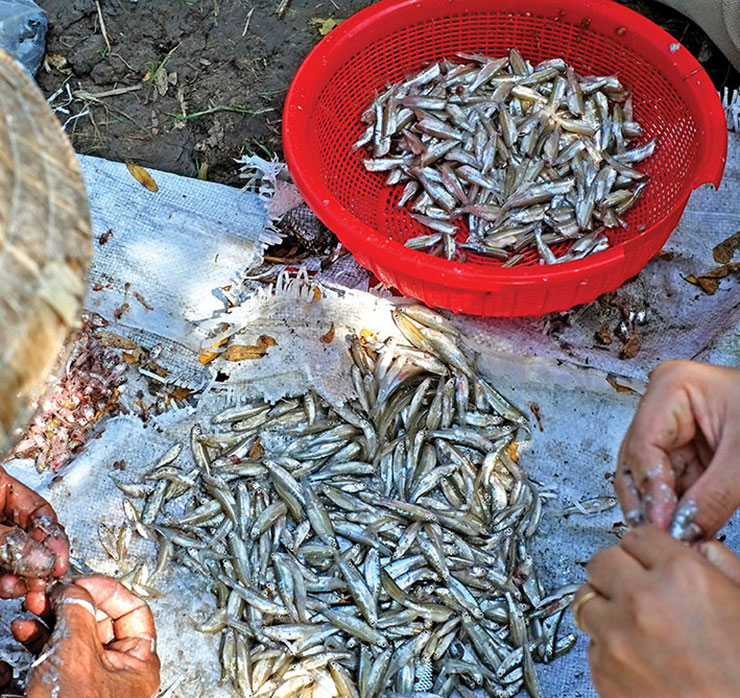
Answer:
[117, 306, 579, 697]
[357, 50, 654, 266]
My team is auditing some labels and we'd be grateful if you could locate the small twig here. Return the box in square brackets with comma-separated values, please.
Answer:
[95, 0, 111, 52]
[75, 84, 143, 101]
[242, 7, 255, 37]
[109, 51, 135, 71]
[276, 0, 291, 19]
[168, 105, 274, 121]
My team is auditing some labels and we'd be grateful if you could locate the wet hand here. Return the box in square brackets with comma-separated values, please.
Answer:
[575, 526, 740, 698]
[11, 576, 160, 698]
[0, 466, 69, 615]
[614, 360, 740, 538]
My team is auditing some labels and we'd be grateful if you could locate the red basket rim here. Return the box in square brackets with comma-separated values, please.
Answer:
[284, 0, 727, 292]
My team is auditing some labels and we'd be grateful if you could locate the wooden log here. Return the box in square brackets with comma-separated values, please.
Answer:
[0, 48, 92, 455]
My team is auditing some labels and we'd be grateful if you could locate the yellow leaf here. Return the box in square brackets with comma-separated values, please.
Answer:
[199, 351, 221, 364]
[200, 335, 229, 364]
[310, 17, 343, 35]
[505, 442, 519, 464]
[606, 375, 638, 395]
[320, 324, 335, 344]
[222, 345, 266, 362]
[256, 335, 278, 350]
[126, 162, 159, 192]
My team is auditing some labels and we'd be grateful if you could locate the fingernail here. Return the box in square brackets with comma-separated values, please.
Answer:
[678, 522, 704, 543]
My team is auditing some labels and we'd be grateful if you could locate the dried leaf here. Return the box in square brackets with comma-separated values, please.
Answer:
[97, 331, 139, 351]
[126, 162, 159, 192]
[145, 361, 169, 378]
[619, 332, 642, 360]
[684, 264, 739, 295]
[99, 229, 113, 245]
[122, 352, 138, 364]
[45, 53, 68, 71]
[696, 276, 720, 295]
[702, 267, 728, 280]
[505, 441, 519, 464]
[199, 336, 229, 362]
[594, 323, 612, 346]
[155, 67, 169, 97]
[312, 286, 322, 301]
[256, 335, 278, 350]
[320, 324, 335, 344]
[713, 231, 740, 264]
[655, 250, 674, 261]
[168, 387, 194, 404]
[606, 375, 638, 394]
[199, 351, 221, 365]
[702, 263, 739, 279]
[113, 303, 130, 321]
[222, 345, 266, 362]
[310, 17, 343, 35]
[248, 437, 265, 459]
[133, 292, 154, 311]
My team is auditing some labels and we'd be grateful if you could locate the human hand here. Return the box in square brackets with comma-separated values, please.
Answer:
[3, 576, 160, 698]
[615, 360, 740, 539]
[0, 466, 69, 615]
[574, 526, 740, 698]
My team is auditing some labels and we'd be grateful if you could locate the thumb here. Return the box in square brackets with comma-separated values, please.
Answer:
[47, 583, 103, 655]
[670, 445, 740, 540]
[698, 541, 740, 586]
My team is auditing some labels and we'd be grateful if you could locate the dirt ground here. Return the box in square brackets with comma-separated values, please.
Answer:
[35, 0, 739, 186]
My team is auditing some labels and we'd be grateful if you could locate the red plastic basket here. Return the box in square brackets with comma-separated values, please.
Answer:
[283, 0, 727, 316]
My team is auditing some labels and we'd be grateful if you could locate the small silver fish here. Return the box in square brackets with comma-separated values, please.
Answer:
[555, 495, 619, 516]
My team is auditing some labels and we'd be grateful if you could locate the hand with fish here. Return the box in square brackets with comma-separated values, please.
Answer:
[2, 576, 160, 697]
[575, 525, 740, 697]
[0, 466, 69, 615]
[614, 360, 740, 539]
[576, 361, 740, 697]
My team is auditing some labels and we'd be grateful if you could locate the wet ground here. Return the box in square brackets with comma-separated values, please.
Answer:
[36, 0, 739, 186]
